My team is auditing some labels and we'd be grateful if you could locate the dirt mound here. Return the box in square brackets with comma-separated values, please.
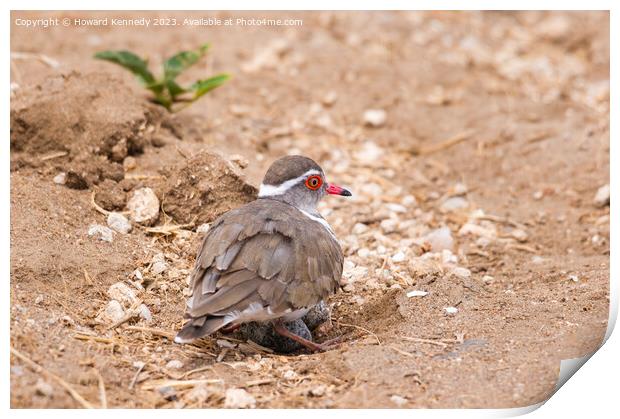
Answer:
[10, 71, 170, 187]
[162, 151, 257, 225]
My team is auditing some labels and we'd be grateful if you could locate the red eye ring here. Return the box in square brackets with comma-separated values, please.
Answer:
[305, 175, 323, 191]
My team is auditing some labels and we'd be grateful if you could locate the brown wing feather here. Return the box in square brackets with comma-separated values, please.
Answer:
[178, 199, 343, 343]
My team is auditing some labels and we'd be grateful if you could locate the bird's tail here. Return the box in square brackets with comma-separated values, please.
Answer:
[174, 316, 228, 344]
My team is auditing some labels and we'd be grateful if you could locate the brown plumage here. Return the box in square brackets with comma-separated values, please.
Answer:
[175, 156, 350, 347]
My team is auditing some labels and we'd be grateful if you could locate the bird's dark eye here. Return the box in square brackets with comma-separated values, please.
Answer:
[305, 175, 322, 190]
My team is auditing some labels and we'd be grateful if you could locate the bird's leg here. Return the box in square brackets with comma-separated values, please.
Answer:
[273, 319, 338, 352]
[221, 323, 240, 333]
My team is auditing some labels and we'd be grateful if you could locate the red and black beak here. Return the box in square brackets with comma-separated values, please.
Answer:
[326, 183, 352, 197]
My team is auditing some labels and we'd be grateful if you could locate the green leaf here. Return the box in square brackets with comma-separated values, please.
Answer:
[94, 50, 156, 85]
[190, 74, 230, 100]
[166, 79, 187, 99]
[163, 43, 210, 81]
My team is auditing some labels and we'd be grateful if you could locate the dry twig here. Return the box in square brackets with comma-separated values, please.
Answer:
[141, 378, 223, 391]
[93, 369, 108, 408]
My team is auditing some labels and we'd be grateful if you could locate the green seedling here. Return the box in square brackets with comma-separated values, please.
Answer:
[94, 44, 229, 111]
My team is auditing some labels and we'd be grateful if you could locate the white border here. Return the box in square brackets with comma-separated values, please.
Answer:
[3, 1, 616, 418]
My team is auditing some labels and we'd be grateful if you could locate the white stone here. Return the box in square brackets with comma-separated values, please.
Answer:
[441, 249, 458, 265]
[165, 360, 184, 370]
[380, 218, 399, 234]
[35, 378, 54, 397]
[282, 369, 297, 380]
[510, 229, 528, 242]
[594, 184, 610, 207]
[401, 195, 417, 206]
[531, 256, 545, 264]
[390, 395, 408, 407]
[444, 306, 459, 315]
[138, 304, 152, 322]
[440, 196, 469, 212]
[134, 269, 143, 280]
[453, 182, 468, 196]
[151, 253, 168, 275]
[357, 248, 371, 258]
[363, 109, 387, 127]
[482, 275, 494, 283]
[406, 290, 428, 298]
[451, 267, 471, 278]
[108, 282, 138, 307]
[309, 385, 327, 397]
[392, 251, 406, 263]
[354, 141, 384, 164]
[187, 384, 210, 403]
[99, 300, 125, 323]
[352, 223, 369, 235]
[127, 187, 160, 225]
[196, 223, 210, 234]
[386, 203, 407, 213]
[224, 388, 256, 408]
[533, 190, 544, 200]
[88, 224, 114, 242]
[53, 172, 66, 185]
[425, 227, 454, 252]
[107, 212, 132, 234]
[569, 274, 579, 282]
[322, 91, 338, 106]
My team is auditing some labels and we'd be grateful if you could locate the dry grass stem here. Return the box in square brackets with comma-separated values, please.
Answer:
[141, 378, 224, 391]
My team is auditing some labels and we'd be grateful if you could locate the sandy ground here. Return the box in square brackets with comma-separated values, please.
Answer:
[10, 11, 610, 408]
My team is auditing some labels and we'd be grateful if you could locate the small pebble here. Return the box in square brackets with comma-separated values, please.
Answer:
[224, 388, 256, 408]
[187, 384, 209, 403]
[363, 109, 387, 127]
[35, 378, 54, 397]
[309, 385, 327, 397]
[138, 304, 152, 322]
[34, 295, 44, 305]
[108, 282, 138, 307]
[352, 222, 369, 235]
[391, 251, 406, 263]
[354, 141, 384, 163]
[568, 274, 579, 282]
[53, 172, 66, 185]
[127, 187, 160, 226]
[87, 224, 114, 242]
[107, 212, 132, 234]
[444, 306, 459, 315]
[406, 290, 428, 298]
[532, 256, 545, 264]
[440, 196, 469, 212]
[98, 300, 125, 323]
[123, 156, 137, 171]
[451, 267, 471, 279]
[425, 227, 454, 252]
[196, 223, 211, 234]
[322, 91, 338, 106]
[151, 253, 168, 275]
[593, 184, 610, 207]
[283, 370, 297, 380]
[390, 395, 408, 407]
[165, 360, 184, 370]
[510, 229, 528, 242]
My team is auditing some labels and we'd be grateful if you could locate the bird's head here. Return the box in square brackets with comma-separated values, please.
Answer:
[257, 155, 351, 213]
